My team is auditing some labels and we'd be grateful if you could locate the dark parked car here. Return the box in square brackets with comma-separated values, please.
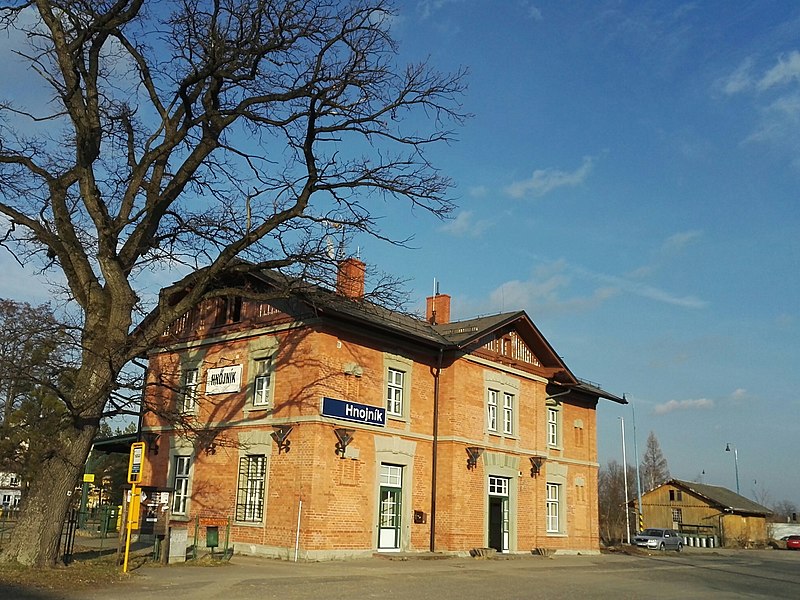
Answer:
[632, 528, 683, 551]
[786, 535, 800, 550]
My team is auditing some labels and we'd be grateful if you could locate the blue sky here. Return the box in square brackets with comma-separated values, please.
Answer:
[2, 1, 798, 506]
[377, 0, 800, 507]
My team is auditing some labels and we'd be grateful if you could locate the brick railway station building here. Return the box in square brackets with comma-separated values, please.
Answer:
[141, 259, 625, 559]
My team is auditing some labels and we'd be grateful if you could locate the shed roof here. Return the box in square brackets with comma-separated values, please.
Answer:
[671, 479, 772, 516]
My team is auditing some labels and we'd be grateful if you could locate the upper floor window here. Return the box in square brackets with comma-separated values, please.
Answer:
[547, 407, 560, 447]
[669, 489, 683, 502]
[213, 296, 242, 327]
[386, 368, 404, 417]
[180, 368, 199, 413]
[252, 358, 272, 408]
[502, 392, 514, 435]
[487, 389, 499, 432]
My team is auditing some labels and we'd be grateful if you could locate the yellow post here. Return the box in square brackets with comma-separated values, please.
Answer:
[123, 482, 137, 574]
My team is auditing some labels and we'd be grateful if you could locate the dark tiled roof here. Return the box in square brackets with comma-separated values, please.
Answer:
[672, 479, 772, 515]
[185, 266, 624, 404]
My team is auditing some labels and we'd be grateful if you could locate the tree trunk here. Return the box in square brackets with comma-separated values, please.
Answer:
[0, 424, 97, 566]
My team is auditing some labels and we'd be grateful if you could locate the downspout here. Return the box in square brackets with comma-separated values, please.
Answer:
[430, 348, 443, 552]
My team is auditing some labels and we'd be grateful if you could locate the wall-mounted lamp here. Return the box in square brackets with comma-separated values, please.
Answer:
[334, 428, 355, 458]
[271, 425, 293, 454]
[143, 432, 160, 455]
[205, 442, 217, 455]
[529, 455, 546, 478]
[466, 446, 484, 470]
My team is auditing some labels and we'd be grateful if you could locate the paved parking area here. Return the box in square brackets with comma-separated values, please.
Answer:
[5, 548, 800, 599]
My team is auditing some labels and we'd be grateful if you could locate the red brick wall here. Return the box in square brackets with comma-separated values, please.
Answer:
[143, 318, 602, 555]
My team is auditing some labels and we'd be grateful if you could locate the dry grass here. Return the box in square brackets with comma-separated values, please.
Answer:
[0, 554, 131, 593]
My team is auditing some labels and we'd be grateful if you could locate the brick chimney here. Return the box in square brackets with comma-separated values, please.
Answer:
[336, 258, 366, 299]
[426, 293, 451, 325]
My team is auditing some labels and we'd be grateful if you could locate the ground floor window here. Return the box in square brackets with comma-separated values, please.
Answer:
[546, 483, 560, 533]
[236, 455, 267, 522]
[172, 456, 191, 515]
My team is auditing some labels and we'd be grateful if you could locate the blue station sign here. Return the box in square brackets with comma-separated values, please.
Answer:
[321, 397, 386, 427]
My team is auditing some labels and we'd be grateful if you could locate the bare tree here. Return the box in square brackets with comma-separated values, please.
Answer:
[770, 500, 798, 523]
[640, 431, 670, 492]
[598, 459, 637, 545]
[0, 0, 466, 566]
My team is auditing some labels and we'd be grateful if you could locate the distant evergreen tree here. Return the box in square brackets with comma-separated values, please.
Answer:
[640, 431, 670, 491]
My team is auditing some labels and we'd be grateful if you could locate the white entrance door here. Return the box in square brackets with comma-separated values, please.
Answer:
[378, 464, 403, 551]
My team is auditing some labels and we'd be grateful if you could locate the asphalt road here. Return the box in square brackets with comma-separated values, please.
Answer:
[4, 549, 800, 600]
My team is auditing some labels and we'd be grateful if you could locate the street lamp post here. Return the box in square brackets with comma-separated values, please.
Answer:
[725, 443, 740, 495]
[620, 417, 630, 544]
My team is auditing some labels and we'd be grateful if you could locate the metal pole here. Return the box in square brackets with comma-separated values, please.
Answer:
[620, 417, 631, 544]
[726, 443, 741, 495]
[294, 499, 302, 562]
[631, 398, 643, 533]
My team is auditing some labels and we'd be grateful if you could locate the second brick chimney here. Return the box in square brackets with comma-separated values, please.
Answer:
[336, 258, 366, 299]
[426, 293, 451, 325]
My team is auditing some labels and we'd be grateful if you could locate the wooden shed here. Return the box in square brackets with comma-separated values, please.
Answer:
[635, 479, 771, 548]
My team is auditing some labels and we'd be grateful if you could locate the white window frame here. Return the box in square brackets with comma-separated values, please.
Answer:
[546, 483, 560, 533]
[180, 368, 199, 413]
[488, 475, 509, 496]
[547, 407, 559, 447]
[172, 456, 191, 515]
[252, 357, 272, 407]
[487, 389, 499, 432]
[380, 464, 403, 487]
[386, 368, 404, 417]
[502, 392, 514, 435]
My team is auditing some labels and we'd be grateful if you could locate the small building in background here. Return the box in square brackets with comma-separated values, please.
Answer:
[0, 471, 22, 510]
[638, 479, 771, 547]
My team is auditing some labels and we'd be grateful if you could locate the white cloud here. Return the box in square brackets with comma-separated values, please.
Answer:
[653, 397, 714, 415]
[580, 267, 708, 309]
[719, 57, 755, 95]
[440, 210, 492, 238]
[417, 0, 463, 19]
[744, 93, 800, 144]
[661, 230, 702, 254]
[468, 185, 489, 198]
[505, 156, 594, 199]
[483, 259, 619, 316]
[758, 51, 800, 91]
[522, 2, 543, 21]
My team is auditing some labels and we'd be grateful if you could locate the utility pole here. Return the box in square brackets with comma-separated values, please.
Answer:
[620, 416, 631, 544]
[631, 397, 643, 533]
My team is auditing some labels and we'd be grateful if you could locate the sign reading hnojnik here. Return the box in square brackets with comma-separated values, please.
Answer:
[321, 397, 385, 427]
[205, 365, 243, 395]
